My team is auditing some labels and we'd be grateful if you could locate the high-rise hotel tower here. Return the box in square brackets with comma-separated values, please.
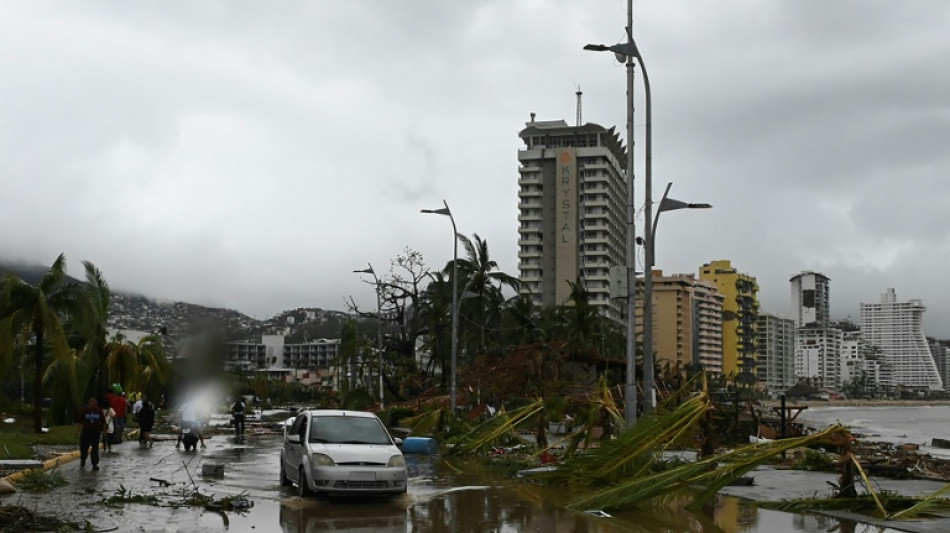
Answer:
[860, 288, 942, 391]
[517, 116, 627, 321]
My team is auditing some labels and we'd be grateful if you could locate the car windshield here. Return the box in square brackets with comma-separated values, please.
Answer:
[309, 415, 392, 445]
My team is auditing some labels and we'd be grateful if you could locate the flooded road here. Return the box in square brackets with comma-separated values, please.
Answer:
[1, 433, 911, 533]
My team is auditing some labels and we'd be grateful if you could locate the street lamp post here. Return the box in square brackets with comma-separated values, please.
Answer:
[642, 181, 711, 411]
[420, 200, 459, 414]
[353, 264, 384, 409]
[584, 0, 640, 427]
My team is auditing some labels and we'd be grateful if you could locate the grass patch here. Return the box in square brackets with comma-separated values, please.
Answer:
[0, 421, 78, 459]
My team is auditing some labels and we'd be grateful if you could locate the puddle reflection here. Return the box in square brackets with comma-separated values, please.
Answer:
[275, 484, 898, 533]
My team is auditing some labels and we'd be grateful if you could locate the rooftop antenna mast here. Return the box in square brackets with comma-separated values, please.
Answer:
[576, 86, 583, 126]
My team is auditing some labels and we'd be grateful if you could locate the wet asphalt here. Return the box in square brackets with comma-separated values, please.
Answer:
[6, 432, 950, 532]
[1, 432, 646, 532]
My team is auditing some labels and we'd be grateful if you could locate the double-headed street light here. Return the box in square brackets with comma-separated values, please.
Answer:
[420, 200, 459, 414]
[353, 264, 384, 409]
[584, 0, 642, 427]
[641, 182, 711, 413]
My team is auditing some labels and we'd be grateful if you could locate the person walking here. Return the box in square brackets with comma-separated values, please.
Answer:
[76, 397, 106, 470]
[101, 402, 116, 453]
[106, 384, 128, 444]
[231, 397, 246, 437]
[137, 394, 156, 447]
[132, 393, 144, 444]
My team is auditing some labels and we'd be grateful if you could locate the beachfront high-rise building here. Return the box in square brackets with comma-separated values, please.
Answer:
[794, 326, 843, 390]
[930, 340, 950, 394]
[841, 330, 883, 395]
[788, 270, 843, 392]
[517, 116, 627, 321]
[639, 271, 724, 375]
[756, 313, 796, 393]
[789, 271, 831, 328]
[859, 288, 943, 391]
[699, 260, 759, 381]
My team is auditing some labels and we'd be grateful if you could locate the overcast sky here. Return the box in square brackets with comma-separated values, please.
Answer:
[2, 1, 949, 337]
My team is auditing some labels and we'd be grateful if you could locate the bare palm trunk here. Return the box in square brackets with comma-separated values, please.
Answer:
[33, 326, 45, 434]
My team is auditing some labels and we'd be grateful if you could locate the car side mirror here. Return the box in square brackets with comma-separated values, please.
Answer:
[288, 434, 301, 444]
[393, 437, 403, 447]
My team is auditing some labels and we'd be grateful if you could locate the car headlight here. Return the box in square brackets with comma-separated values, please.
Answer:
[310, 453, 335, 468]
[388, 454, 406, 467]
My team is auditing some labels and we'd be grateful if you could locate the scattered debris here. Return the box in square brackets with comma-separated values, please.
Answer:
[201, 464, 225, 477]
[0, 504, 91, 532]
[932, 438, 950, 449]
[101, 485, 160, 507]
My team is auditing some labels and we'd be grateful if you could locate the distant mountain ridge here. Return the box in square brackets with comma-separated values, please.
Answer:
[1, 259, 354, 353]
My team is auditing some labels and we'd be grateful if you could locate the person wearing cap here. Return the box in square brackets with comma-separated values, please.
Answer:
[106, 384, 129, 444]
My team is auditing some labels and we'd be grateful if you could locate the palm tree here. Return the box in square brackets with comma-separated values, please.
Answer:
[99, 333, 170, 398]
[455, 234, 520, 353]
[0, 254, 86, 433]
[497, 294, 548, 346]
[75, 260, 113, 397]
[132, 334, 170, 397]
[419, 271, 452, 388]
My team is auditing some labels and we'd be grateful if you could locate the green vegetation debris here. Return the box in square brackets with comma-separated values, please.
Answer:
[0, 504, 93, 532]
[13, 468, 67, 492]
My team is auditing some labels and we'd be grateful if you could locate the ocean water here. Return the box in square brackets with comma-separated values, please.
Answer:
[800, 404, 950, 459]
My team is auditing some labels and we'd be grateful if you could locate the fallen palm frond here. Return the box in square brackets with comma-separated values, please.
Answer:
[891, 479, 950, 519]
[759, 493, 919, 514]
[543, 389, 712, 488]
[760, 450, 950, 520]
[563, 424, 854, 512]
[549, 376, 625, 460]
[402, 407, 444, 437]
[447, 399, 543, 455]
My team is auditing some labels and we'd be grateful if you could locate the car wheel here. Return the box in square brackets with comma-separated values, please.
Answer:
[297, 467, 314, 497]
[279, 461, 292, 487]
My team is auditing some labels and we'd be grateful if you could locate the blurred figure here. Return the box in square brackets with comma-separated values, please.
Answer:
[176, 401, 206, 450]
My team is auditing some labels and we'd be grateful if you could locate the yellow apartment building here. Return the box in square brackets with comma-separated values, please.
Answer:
[699, 260, 759, 380]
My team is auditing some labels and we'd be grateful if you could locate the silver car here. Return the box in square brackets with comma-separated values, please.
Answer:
[280, 409, 407, 496]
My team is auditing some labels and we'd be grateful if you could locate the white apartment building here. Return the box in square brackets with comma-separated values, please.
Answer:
[517, 117, 627, 322]
[840, 329, 883, 390]
[222, 336, 342, 390]
[794, 326, 843, 390]
[756, 313, 796, 393]
[789, 271, 831, 327]
[860, 288, 943, 391]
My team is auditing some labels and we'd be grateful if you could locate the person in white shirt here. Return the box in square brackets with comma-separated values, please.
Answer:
[132, 395, 145, 444]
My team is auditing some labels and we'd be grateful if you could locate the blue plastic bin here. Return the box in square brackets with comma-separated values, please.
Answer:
[401, 436, 438, 455]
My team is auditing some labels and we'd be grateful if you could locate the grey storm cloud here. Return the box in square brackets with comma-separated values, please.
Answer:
[1, 0, 949, 337]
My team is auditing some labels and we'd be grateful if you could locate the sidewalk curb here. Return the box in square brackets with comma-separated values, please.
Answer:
[0, 429, 141, 486]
